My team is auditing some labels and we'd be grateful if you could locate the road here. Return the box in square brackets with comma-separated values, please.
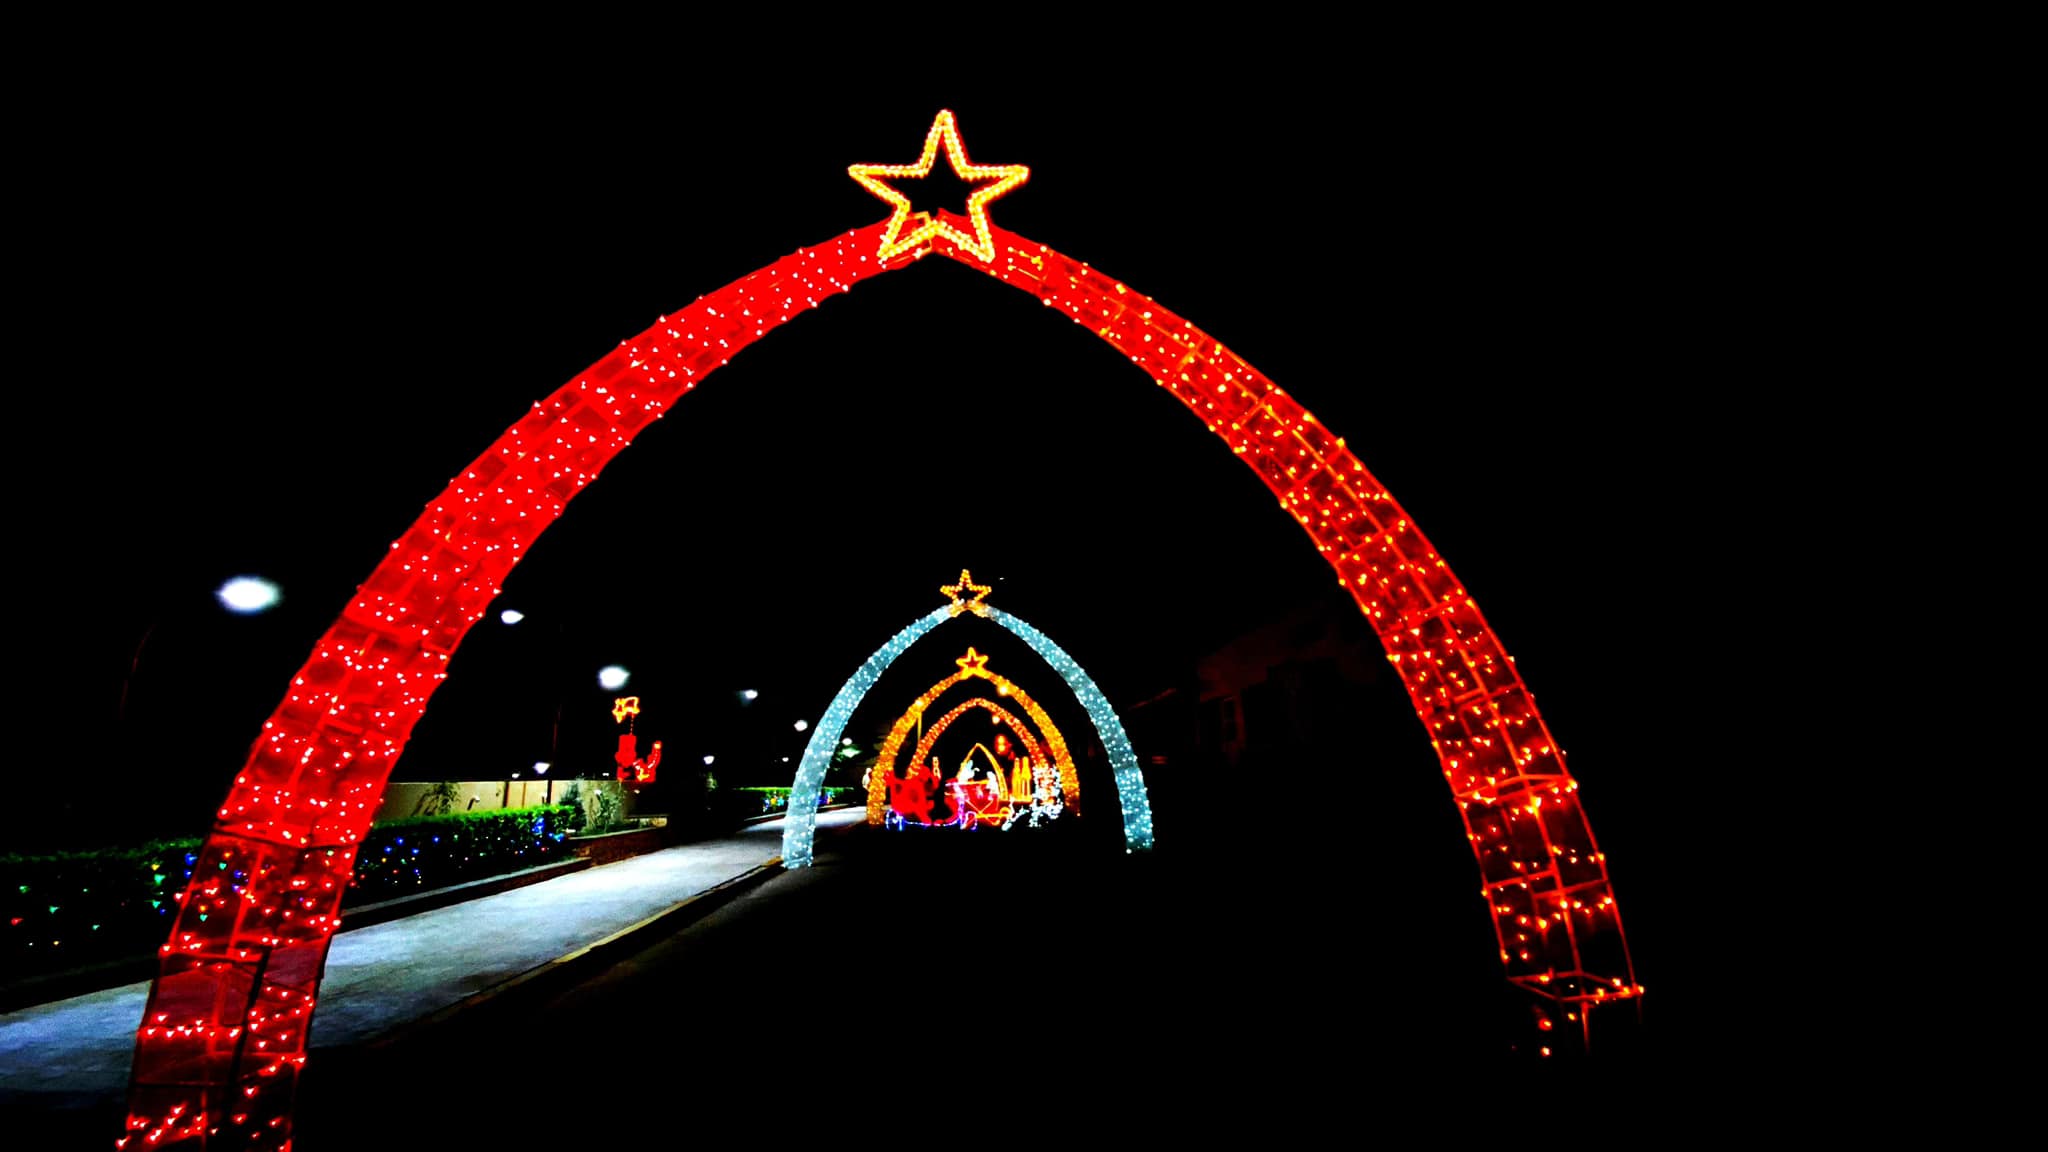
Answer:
[8, 808, 1670, 1149]
[287, 817, 1550, 1149]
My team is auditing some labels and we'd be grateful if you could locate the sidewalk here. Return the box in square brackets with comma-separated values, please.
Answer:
[0, 808, 865, 1114]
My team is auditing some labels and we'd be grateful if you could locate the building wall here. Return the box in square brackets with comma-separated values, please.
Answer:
[373, 779, 636, 825]
[1195, 590, 1384, 760]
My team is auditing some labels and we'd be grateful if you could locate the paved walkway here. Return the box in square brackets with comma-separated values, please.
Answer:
[0, 809, 863, 1112]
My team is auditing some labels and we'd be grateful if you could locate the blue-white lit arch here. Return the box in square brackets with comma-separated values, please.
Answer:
[780, 604, 1154, 866]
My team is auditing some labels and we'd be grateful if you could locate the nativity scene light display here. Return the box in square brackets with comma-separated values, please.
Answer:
[868, 652, 1073, 832]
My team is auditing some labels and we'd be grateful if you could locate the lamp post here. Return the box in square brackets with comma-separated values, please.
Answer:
[100, 576, 284, 847]
[119, 575, 282, 727]
[500, 608, 633, 790]
[115, 620, 161, 730]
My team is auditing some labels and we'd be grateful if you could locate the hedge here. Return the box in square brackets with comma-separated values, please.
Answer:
[2, 805, 574, 987]
[724, 786, 854, 816]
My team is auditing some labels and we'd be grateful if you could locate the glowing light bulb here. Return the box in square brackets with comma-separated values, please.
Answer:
[216, 576, 281, 614]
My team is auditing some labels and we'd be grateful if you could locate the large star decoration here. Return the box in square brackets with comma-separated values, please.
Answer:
[940, 567, 993, 617]
[849, 109, 1029, 264]
[955, 647, 992, 678]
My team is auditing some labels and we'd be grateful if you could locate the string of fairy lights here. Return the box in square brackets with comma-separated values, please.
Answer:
[124, 108, 1637, 1149]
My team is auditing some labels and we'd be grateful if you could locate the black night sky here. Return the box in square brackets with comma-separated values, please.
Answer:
[13, 46, 1841, 1078]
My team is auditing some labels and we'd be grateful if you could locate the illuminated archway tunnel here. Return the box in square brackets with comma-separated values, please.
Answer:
[854, 637, 1092, 831]
[124, 111, 1638, 1148]
[905, 696, 1054, 790]
[773, 581, 1152, 865]
[894, 692, 1061, 822]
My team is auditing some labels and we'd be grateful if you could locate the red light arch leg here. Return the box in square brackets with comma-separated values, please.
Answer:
[930, 215, 1641, 1030]
[121, 224, 899, 1148]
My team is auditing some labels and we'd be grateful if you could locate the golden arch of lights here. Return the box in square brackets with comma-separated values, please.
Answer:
[866, 648, 1082, 823]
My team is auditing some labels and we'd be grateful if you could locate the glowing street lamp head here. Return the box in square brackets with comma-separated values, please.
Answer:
[794, 719, 810, 732]
[598, 665, 630, 691]
[533, 761, 551, 775]
[499, 609, 525, 625]
[216, 576, 281, 615]
[739, 689, 759, 703]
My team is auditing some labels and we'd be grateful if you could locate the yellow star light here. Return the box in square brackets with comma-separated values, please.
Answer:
[955, 647, 992, 678]
[848, 109, 1029, 264]
[612, 696, 640, 723]
[940, 567, 994, 617]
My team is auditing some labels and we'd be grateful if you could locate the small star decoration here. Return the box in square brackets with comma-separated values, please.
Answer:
[848, 109, 1029, 264]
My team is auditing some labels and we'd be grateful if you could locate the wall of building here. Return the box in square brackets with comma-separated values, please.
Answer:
[373, 779, 636, 825]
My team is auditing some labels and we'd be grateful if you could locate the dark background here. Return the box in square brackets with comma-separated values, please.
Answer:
[11, 43, 1849, 1074]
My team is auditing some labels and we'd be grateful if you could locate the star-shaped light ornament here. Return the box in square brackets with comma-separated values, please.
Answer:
[955, 647, 993, 678]
[848, 110, 1029, 264]
[940, 568, 994, 617]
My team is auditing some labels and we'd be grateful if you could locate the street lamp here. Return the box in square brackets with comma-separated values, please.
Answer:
[499, 611, 635, 782]
[121, 576, 284, 727]
[215, 576, 281, 615]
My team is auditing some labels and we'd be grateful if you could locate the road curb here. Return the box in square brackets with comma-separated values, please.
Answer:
[355, 856, 788, 1050]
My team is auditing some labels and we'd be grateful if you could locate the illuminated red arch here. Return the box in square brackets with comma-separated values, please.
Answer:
[123, 213, 1638, 1146]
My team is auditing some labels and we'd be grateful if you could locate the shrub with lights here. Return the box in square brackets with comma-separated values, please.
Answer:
[2, 840, 202, 988]
[347, 804, 575, 902]
[5, 806, 575, 991]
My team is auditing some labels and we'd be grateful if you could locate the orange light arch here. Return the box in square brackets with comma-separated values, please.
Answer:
[865, 657, 1079, 823]
[904, 699, 1049, 792]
